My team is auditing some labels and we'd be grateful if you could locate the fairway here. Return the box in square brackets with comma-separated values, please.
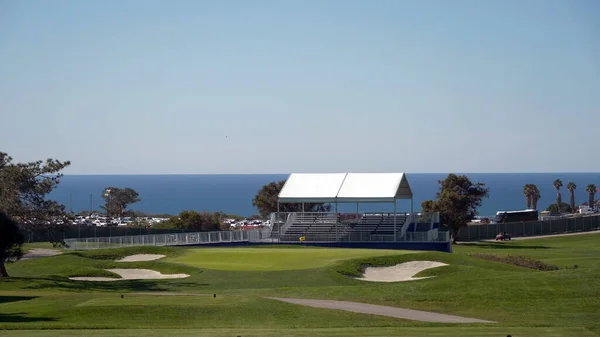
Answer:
[168, 247, 417, 271]
[0, 327, 597, 337]
[2, 233, 600, 336]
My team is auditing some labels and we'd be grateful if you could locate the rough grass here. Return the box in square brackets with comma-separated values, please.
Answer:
[0, 327, 598, 337]
[2, 233, 599, 336]
[468, 253, 561, 271]
[0, 294, 424, 330]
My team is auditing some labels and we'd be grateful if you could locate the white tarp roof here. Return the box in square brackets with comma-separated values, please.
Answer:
[278, 173, 348, 203]
[278, 172, 413, 203]
[336, 173, 412, 203]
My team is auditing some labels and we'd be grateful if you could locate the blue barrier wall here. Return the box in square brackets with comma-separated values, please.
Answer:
[181, 241, 453, 253]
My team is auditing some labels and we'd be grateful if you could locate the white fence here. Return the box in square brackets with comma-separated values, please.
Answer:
[64, 229, 273, 250]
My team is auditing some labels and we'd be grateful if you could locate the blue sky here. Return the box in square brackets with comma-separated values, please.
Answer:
[1, 0, 598, 174]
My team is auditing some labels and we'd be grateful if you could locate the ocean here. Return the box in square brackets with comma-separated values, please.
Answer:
[48, 173, 600, 218]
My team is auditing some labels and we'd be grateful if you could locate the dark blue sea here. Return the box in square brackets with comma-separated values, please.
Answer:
[48, 173, 600, 218]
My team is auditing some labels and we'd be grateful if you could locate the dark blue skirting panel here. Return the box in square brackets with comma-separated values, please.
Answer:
[180, 241, 452, 253]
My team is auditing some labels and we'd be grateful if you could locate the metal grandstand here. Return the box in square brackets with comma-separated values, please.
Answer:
[271, 173, 447, 243]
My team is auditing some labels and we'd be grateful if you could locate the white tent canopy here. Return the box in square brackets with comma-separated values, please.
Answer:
[278, 172, 413, 204]
[278, 173, 347, 203]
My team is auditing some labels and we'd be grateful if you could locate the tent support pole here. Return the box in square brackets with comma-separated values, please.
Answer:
[335, 202, 338, 241]
[277, 201, 280, 237]
[393, 200, 397, 241]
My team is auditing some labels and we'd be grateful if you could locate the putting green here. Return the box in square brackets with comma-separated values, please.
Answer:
[168, 247, 416, 271]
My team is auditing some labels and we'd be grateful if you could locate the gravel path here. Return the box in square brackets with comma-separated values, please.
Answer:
[482, 229, 600, 242]
[21, 248, 62, 260]
[511, 230, 600, 241]
[267, 297, 494, 323]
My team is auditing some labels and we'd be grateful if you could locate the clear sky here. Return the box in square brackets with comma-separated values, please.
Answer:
[1, 0, 598, 174]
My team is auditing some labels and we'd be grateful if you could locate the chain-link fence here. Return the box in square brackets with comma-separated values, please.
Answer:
[460, 215, 600, 241]
[22, 225, 205, 243]
[64, 229, 274, 250]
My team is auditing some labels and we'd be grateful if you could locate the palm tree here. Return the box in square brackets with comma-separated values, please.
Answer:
[530, 184, 541, 210]
[566, 182, 576, 213]
[586, 184, 597, 210]
[522, 184, 533, 209]
[553, 179, 563, 211]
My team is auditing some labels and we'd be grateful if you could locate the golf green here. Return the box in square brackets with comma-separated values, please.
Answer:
[167, 247, 417, 271]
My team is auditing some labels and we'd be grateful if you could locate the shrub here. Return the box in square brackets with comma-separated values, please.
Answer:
[469, 253, 559, 271]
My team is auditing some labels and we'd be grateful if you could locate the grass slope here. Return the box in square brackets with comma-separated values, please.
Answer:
[1, 234, 599, 336]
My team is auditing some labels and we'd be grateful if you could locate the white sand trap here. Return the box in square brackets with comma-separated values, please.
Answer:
[21, 248, 63, 260]
[116, 254, 166, 262]
[357, 261, 448, 283]
[69, 269, 189, 282]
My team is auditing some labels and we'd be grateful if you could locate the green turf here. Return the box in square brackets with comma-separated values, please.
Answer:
[2, 232, 599, 336]
[167, 247, 417, 271]
[0, 327, 597, 337]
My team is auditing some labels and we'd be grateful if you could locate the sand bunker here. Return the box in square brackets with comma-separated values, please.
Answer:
[69, 269, 189, 282]
[116, 254, 166, 262]
[357, 261, 448, 282]
[21, 248, 63, 260]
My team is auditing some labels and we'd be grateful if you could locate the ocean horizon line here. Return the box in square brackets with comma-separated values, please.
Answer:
[60, 172, 600, 176]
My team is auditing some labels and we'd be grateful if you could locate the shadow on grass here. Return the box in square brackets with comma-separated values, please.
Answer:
[0, 296, 38, 304]
[459, 242, 553, 250]
[0, 313, 57, 323]
[4, 276, 210, 293]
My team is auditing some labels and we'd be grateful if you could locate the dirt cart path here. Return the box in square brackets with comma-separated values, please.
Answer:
[511, 230, 600, 240]
[267, 297, 494, 323]
[21, 248, 63, 260]
[482, 229, 600, 242]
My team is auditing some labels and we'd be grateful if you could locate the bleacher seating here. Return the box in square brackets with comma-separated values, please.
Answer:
[280, 213, 339, 241]
[373, 214, 407, 235]
[278, 212, 439, 242]
[344, 213, 407, 235]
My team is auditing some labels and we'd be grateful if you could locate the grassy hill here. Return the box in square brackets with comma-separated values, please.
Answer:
[1, 233, 599, 336]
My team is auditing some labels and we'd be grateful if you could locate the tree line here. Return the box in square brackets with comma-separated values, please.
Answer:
[523, 180, 598, 214]
[153, 210, 225, 231]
